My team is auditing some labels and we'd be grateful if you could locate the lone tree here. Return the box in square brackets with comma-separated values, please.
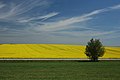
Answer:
[85, 38, 105, 61]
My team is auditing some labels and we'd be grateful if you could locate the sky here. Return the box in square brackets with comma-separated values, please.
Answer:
[0, 0, 120, 46]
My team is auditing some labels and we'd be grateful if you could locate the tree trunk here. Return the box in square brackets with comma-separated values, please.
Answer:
[91, 57, 98, 62]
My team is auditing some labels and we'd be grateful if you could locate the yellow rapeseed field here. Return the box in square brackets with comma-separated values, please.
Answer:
[0, 44, 120, 58]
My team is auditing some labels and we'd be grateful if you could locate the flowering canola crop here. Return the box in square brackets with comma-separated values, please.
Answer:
[0, 44, 120, 58]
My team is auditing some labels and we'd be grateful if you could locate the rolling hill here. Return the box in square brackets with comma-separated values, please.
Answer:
[0, 44, 120, 58]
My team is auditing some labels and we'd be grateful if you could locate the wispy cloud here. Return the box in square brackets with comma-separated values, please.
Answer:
[109, 4, 120, 9]
[0, 0, 50, 19]
[0, 0, 51, 33]
[0, 0, 120, 45]
[18, 12, 59, 23]
[0, 2, 5, 9]
[82, 4, 120, 17]
[51, 30, 119, 37]
[33, 4, 120, 32]
[33, 17, 92, 31]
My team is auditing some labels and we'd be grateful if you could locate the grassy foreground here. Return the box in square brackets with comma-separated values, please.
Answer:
[0, 44, 120, 58]
[0, 61, 120, 80]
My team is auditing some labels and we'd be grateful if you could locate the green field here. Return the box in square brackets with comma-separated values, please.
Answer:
[0, 61, 120, 80]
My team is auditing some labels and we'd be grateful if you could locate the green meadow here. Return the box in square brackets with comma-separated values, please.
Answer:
[0, 61, 120, 80]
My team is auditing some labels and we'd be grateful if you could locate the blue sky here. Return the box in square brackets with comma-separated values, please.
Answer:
[0, 0, 120, 46]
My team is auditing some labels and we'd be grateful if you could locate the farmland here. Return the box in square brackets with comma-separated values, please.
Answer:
[0, 61, 120, 80]
[0, 44, 120, 58]
[0, 44, 120, 80]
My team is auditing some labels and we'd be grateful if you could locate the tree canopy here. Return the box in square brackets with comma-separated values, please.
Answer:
[85, 38, 105, 61]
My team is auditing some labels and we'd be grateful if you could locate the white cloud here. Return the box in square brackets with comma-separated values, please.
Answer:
[33, 4, 120, 32]
[51, 30, 118, 37]
[18, 12, 59, 23]
[82, 4, 120, 17]
[0, 2, 5, 9]
[0, 0, 50, 19]
[0, 1, 120, 45]
[109, 4, 120, 9]
[34, 17, 92, 31]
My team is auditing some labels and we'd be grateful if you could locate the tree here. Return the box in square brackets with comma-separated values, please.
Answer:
[85, 38, 105, 61]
